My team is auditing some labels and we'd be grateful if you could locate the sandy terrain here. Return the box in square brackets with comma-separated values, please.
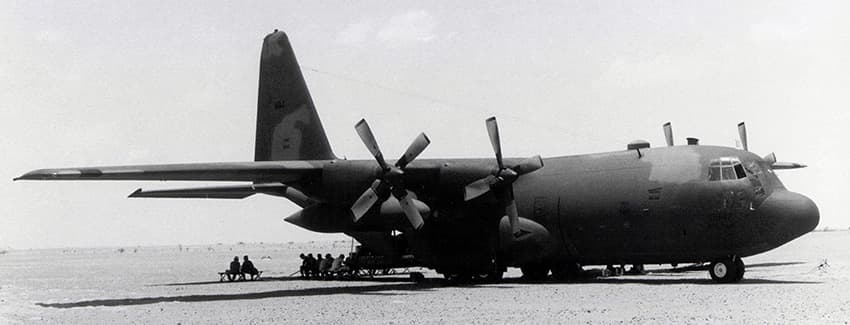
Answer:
[1, 232, 848, 324]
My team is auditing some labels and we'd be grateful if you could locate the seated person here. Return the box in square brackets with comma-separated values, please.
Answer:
[241, 255, 260, 280]
[299, 253, 308, 278]
[306, 253, 318, 278]
[225, 256, 241, 281]
[319, 253, 333, 278]
[331, 253, 351, 275]
[315, 254, 323, 278]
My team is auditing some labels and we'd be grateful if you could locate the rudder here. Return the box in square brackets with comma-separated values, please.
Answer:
[254, 31, 336, 161]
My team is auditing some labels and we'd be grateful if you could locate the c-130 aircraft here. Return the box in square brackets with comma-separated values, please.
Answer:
[15, 30, 818, 283]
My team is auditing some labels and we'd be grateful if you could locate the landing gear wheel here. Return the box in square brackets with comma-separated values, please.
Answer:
[551, 262, 582, 281]
[521, 264, 549, 282]
[709, 257, 743, 283]
[734, 258, 745, 282]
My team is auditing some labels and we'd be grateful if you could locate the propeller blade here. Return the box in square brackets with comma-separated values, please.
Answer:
[350, 179, 384, 221]
[464, 175, 498, 201]
[513, 155, 544, 175]
[503, 187, 521, 237]
[663, 122, 674, 147]
[396, 133, 431, 169]
[351, 190, 378, 221]
[397, 190, 425, 230]
[771, 162, 807, 170]
[486, 117, 504, 169]
[737, 122, 748, 152]
[355, 119, 389, 170]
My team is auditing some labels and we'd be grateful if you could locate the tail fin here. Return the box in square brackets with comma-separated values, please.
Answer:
[254, 30, 336, 161]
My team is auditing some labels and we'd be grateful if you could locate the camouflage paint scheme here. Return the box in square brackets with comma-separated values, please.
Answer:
[15, 31, 818, 282]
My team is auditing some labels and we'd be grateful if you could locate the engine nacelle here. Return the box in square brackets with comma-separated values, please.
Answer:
[498, 216, 552, 265]
[284, 204, 353, 233]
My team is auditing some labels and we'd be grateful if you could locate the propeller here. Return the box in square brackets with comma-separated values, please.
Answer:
[737, 122, 806, 170]
[464, 117, 544, 237]
[350, 119, 430, 230]
[663, 122, 674, 147]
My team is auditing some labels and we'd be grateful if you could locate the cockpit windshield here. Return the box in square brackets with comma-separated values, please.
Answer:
[708, 157, 747, 181]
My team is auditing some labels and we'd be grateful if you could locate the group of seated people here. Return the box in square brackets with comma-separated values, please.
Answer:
[299, 253, 354, 279]
[224, 255, 261, 281]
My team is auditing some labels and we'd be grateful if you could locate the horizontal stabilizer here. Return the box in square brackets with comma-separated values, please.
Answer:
[128, 183, 318, 207]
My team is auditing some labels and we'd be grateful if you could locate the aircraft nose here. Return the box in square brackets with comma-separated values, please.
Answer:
[761, 190, 820, 238]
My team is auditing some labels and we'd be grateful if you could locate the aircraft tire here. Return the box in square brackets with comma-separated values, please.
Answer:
[521, 264, 549, 282]
[709, 257, 741, 283]
[734, 258, 745, 282]
[551, 262, 582, 281]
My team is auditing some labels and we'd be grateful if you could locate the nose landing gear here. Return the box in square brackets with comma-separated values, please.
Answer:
[709, 256, 745, 283]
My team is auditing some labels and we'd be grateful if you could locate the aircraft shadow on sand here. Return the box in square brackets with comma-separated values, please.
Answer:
[37, 282, 444, 309]
[41, 265, 819, 309]
[149, 275, 417, 287]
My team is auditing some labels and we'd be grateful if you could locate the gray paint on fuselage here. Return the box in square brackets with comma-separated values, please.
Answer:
[286, 144, 814, 268]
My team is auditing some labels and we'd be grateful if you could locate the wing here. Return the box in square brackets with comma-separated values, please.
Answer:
[14, 161, 325, 183]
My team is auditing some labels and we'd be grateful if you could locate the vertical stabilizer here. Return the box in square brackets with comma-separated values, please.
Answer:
[255, 31, 336, 161]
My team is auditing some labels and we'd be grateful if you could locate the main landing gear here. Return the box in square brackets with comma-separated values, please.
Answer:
[521, 262, 550, 282]
[709, 256, 745, 283]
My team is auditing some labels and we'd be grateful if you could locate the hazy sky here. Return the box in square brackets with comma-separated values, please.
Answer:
[2, 1, 848, 249]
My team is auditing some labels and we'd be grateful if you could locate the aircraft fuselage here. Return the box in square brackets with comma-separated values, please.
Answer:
[285, 144, 819, 274]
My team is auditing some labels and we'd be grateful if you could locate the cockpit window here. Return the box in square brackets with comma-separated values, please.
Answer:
[708, 157, 748, 181]
[734, 164, 746, 179]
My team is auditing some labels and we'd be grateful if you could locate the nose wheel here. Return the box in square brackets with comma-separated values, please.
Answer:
[709, 256, 745, 283]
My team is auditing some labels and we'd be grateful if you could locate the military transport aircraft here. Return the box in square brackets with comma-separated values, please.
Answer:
[15, 30, 819, 283]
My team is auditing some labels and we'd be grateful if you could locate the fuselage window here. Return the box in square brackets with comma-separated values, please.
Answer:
[708, 157, 748, 181]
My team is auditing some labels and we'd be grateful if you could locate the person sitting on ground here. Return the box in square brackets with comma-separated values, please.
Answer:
[241, 255, 260, 280]
[315, 254, 323, 278]
[306, 253, 317, 278]
[345, 252, 359, 273]
[299, 253, 309, 278]
[319, 253, 333, 279]
[226, 256, 241, 281]
[331, 253, 351, 276]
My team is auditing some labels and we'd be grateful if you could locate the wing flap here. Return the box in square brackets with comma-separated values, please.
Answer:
[129, 186, 258, 199]
[128, 183, 319, 207]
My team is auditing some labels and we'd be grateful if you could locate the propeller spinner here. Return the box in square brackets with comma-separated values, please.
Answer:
[350, 119, 431, 230]
[464, 117, 544, 237]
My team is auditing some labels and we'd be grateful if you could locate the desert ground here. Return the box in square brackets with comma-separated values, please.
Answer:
[1, 231, 848, 324]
